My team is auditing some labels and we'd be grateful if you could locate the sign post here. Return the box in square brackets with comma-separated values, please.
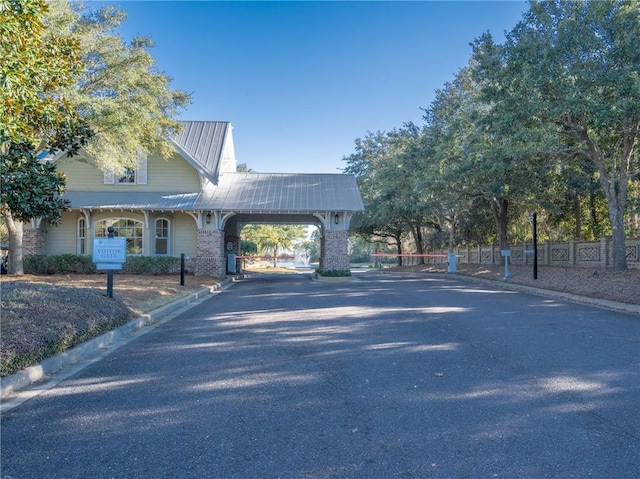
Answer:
[93, 227, 126, 298]
[501, 249, 512, 280]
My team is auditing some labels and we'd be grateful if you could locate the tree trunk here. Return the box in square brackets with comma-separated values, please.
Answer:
[581, 128, 630, 271]
[447, 215, 456, 253]
[411, 222, 425, 265]
[490, 196, 509, 250]
[394, 232, 403, 267]
[273, 245, 278, 268]
[607, 196, 628, 272]
[4, 211, 24, 275]
[571, 192, 583, 240]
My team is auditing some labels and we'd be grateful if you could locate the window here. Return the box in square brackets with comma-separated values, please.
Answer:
[103, 152, 148, 185]
[95, 218, 144, 255]
[77, 218, 86, 255]
[155, 218, 169, 255]
[117, 167, 136, 184]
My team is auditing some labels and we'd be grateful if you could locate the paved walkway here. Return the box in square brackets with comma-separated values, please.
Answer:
[1, 272, 639, 478]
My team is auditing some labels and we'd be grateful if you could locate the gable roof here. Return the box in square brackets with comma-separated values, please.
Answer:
[168, 121, 231, 184]
[63, 172, 364, 213]
[196, 173, 364, 213]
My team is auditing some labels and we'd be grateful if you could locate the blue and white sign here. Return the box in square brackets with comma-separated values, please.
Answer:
[93, 237, 126, 264]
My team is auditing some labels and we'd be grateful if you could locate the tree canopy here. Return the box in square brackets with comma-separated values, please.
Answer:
[1, 0, 93, 274]
[343, 0, 640, 271]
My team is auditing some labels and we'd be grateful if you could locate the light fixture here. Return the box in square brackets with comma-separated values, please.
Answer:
[334, 213, 339, 225]
[205, 213, 212, 224]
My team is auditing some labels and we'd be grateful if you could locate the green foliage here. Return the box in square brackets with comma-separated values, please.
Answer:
[44, 0, 191, 173]
[315, 269, 352, 277]
[0, 0, 89, 151]
[343, 0, 639, 268]
[120, 256, 181, 275]
[240, 240, 258, 255]
[22, 254, 182, 275]
[1, 143, 70, 224]
[242, 224, 307, 266]
[24, 254, 95, 274]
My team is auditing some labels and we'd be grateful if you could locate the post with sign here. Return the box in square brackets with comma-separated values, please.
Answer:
[93, 226, 126, 298]
[501, 249, 512, 280]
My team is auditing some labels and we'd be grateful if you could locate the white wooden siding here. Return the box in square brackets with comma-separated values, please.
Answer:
[46, 211, 78, 255]
[59, 152, 201, 192]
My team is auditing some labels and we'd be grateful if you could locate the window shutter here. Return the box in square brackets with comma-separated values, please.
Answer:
[103, 170, 114, 184]
[137, 151, 148, 185]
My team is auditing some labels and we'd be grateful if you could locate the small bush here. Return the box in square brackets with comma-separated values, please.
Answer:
[315, 269, 352, 277]
[24, 255, 96, 274]
[23, 254, 182, 275]
[121, 256, 181, 274]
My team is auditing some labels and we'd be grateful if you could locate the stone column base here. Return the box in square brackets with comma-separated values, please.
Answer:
[193, 257, 225, 277]
[320, 230, 350, 271]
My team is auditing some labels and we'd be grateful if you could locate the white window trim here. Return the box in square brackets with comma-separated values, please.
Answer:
[94, 218, 144, 255]
[103, 151, 148, 185]
[154, 217, 170, 256]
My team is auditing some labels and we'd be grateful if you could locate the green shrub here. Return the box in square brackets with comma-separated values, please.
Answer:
[121, 256, 181, 274]
[23, 254, 182, 275]
[315, 269, 352, 277]
[24, 255, 96, 274]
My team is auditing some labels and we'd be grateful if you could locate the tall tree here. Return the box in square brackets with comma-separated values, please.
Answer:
[343, 131, 411, 264]
[1, 0, 93, 274]
[475, 0, 640, 271]
[45, 0, 191, 173]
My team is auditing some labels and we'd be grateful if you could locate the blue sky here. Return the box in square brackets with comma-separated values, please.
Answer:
[110, 1, 529, 173]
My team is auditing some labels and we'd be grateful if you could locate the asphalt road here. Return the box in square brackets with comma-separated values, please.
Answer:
[1, 271, 639, 479]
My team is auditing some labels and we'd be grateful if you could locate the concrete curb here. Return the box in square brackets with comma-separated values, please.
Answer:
[1, 279, 231, 399]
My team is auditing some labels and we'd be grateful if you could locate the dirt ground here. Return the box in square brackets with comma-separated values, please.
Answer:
[391, 263, 640, 306]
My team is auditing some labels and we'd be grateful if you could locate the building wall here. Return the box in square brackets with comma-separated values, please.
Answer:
[45, 211, 79, 255]
[173, 214, 197, 258]
[57, 152, 201, 192]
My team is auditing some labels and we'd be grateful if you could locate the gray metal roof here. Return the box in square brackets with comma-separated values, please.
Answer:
[168, 121, 230, 184]
[64, 173, 364, 213]
[196, 173, 365, 212]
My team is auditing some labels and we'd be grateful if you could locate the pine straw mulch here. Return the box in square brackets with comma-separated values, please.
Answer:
[388, 263, 640, 306]
[0, 274, 223, 377]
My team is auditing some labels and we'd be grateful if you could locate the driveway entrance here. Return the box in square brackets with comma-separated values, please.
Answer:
[2, 272, 638, 478]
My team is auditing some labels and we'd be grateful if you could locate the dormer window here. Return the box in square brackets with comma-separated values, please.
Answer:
[117, 167, 136, 184]
[103, 152, 148, 185]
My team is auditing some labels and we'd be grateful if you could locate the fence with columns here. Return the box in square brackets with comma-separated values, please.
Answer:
[401, 237, 640, 270]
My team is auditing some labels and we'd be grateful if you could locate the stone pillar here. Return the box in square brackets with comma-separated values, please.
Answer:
[23, 227, 47, 255]
[194, 229, 225, 277]
[320, 230, 350, 271]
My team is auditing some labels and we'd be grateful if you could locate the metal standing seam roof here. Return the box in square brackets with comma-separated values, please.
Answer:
[168, 121, 230, 184]
[63, 173, 364, 213]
